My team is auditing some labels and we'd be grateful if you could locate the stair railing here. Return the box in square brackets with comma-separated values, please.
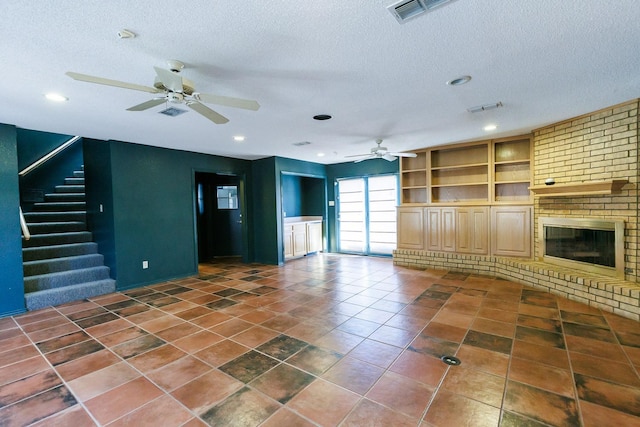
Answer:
[19, 207, 31, 240]
[18, 135, 81, 240]
[19, 135, 81, 177]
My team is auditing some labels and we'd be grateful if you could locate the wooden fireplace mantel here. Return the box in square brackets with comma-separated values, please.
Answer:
[529, 180, 628, 197]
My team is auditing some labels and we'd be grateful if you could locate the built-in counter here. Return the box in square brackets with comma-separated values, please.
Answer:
[283, 216, 323, 259]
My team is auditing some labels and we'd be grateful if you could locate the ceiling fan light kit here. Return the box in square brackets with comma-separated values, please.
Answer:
[66, 60, 259, 125]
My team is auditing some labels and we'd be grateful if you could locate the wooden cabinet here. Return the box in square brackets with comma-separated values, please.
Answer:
[306, 222, 323, 253]
[284, 217, 323, 259]
[284, 226, 293, 258]
[491, 206, 532, 257]
[424, 207, 456, 252]
[293, 223, 307, 257]
[396, 135, 533, 258]
[456, 207, 489, 254]
[397, 207, 424, 249]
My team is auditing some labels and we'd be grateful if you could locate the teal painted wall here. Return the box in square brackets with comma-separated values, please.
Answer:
[106, 140, 252, 290]
[0, 125, 26, 316]
[83, 138, 117, 279]
[325, 158, 399, 252]
[251, 157, 279, 264]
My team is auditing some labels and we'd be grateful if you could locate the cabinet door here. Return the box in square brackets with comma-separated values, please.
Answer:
[456, 207, 488, 254]
[397, 207, 424, 250]
[306, 222, 323, 253]
[284, 226, 294, 258]
[441, 208, 456, 252]
[491, 206, 532, 257]
[425, 208, 442, 251]
[293, 224, 307, 256]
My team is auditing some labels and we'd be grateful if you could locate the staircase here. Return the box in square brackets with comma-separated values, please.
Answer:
[22, 167, 116, 311]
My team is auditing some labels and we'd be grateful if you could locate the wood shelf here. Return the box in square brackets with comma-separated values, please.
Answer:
[529, 180, 628, 197]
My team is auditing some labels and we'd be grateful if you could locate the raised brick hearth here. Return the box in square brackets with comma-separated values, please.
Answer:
[394, 249, 640, 321]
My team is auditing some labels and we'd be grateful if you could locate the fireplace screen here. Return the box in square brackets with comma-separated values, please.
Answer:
[539, 217, 624, 278]
[544, 226, 615, 268]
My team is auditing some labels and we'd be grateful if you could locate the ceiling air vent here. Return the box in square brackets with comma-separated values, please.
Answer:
[388, 0, 454, 23]
[159, 107, 187, 117]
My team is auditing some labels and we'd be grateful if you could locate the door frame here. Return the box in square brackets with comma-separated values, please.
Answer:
[192, 170, 249, 267]
[335, 173, 399, 256]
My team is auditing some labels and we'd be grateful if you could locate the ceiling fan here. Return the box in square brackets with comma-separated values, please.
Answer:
[346, 139, 417, 162]
[66, 60, 259, 124]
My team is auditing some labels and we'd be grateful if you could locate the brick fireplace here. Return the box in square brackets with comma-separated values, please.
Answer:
[394, 99, 640, 320]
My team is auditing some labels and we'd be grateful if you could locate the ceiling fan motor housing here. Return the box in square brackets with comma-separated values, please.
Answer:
[167, 92, 184, 103]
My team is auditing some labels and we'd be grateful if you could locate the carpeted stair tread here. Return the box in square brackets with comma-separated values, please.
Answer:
[22, 231, 93, 248]
[24, 266, 111, 292]
[45, 193, 86, 202]
[23, 165, 116, 311]
[23, 254, 104, 276]
[23, 211, 86, 223]
[26, 221, 86, 234]
[25, 279, 116, 311]
[64, 177, 85, 185]
[22, 242, 98, 262]
[55, 185, 85, 193]
[33, 201, 86, 212]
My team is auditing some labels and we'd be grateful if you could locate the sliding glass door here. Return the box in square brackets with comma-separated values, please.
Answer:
[337, 174, 398, 255]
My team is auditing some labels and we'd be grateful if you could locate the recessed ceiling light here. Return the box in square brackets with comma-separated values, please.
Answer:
[233, 135, 245, 142]
[45, 93, 68, 102]
[483, 124, 497, 131]
[446, 75, 471, 86]
[313, 114, 332, 121]
[317, 152, 325, 157]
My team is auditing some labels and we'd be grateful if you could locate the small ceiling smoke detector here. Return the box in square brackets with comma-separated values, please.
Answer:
[446, 75, 471, 86]
[313, 114, 332, 121]
[388, 0, 455, 24]
[117, 29, 136, 39]
[467, 102, 504, 113]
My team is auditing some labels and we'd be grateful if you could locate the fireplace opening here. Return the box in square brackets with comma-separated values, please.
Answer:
[539, 217, 624, 278]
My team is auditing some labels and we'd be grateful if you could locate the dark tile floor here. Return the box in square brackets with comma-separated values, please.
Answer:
[1, 254, 639, 426]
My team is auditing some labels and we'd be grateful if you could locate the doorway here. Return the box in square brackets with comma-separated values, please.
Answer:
[195, 172, 244, 262]
[336, 174, 398, 255]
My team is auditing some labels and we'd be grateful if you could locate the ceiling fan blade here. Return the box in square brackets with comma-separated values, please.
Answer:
[66, 72, 160, 93]
[354, 156, 373, 163]
[187, 101, 229, 124]
[382, 153, 397, 162]
[126, 98, 166, 111]
[196, 93, 260, 111]
[345, 153, 371, 158]
[389, 152, 418, 158]
[154, 67, 183, 93]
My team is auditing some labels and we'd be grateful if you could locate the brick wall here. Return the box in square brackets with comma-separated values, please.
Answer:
[533, 99, 640, 282]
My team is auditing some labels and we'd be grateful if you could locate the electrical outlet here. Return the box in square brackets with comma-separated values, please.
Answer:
[142, 260, 149, 269]
[99, 204, 104, 213]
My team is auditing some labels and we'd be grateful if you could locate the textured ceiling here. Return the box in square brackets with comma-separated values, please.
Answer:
[2, 1, 639, 164]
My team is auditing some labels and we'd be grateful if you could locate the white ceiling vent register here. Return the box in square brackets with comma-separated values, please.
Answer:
[387, 0, 454, 23]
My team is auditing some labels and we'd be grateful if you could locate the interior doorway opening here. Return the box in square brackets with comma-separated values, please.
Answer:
[194, 172, 245, 264]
